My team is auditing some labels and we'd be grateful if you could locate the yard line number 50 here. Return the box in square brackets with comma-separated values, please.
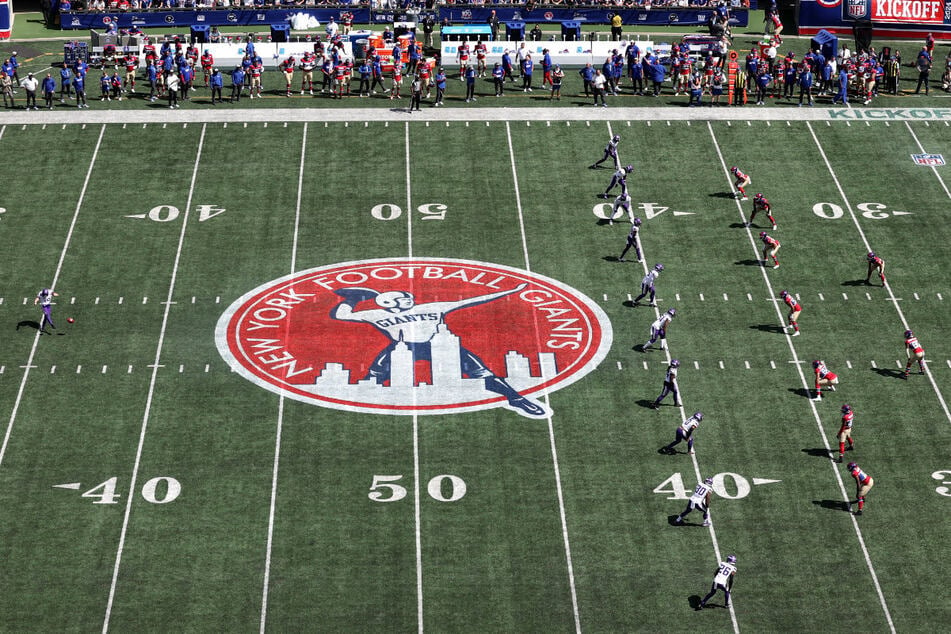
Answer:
[369, 474, 467, 502]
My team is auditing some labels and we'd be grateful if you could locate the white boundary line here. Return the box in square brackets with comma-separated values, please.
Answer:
[807, 122, 951, 427]
[259, 121, 308, 634]
[505, 121, 582, 634]
[611, 121, 740, 633]
[0, 123, 105, 470]
[709, 122, 896, 634]
[405, 121, 424, 634]
[102, 123, 207, 634]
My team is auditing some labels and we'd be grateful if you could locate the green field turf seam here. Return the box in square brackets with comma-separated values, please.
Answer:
[709, 120, 897, 634]
[606, 116, 741, 632]
[506, 120, 582, 633]
[103, 124, 208, 634]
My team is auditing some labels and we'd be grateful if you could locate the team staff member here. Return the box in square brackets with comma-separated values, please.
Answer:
[650, 358, 680, 409]
[835, 404, 855, 463]
[492, 62, 505, 97]
[847, 462, 873, 515]
[549, 64, 564, 100]
[230, 66, 245, 102]
[209, 68, 223, 104]
[20, 72, 38, 110]
[903, 329, 926, 377]
[780, 290, 801, 336]
[698, 556, 737, 609]
[674, 476, 712, 526]
[464, 65, 476, 102]
[865, 251, 886, 285]
[433, 67, 446, 107]
[760, 231, 780, 269]
[42, 72, 56, 109]
[812, 359, 838, 400]
[747, 193, 776, 230]
[662, 411, 704, 455]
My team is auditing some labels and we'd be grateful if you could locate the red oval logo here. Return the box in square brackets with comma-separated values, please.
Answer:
[217, 258, 612, 419]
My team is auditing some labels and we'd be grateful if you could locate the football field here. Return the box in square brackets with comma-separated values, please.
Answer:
[0, 108, 949, 632]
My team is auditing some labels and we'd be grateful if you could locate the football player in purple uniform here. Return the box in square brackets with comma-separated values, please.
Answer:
[698, 555, 736, 609]
[618, 217, 642, 262]
[642, 308, 676, 351]
[650, 358, 680, 409]
[674, 476, 712, 525]
[590, 134, 621, 169]
[35, 287, 59, 333]
[662, 411, 703, 454]
[633, 263, 663, 306]
[600, 164, 633, 198]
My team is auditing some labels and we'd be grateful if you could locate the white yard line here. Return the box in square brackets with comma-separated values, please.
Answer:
[259, 122, 308, 634]
[404, 121, 424, 634]
[609, 120, 739, 633]
[102, 123, 207, 634]
[808, 122, 951, 427]
[0, 124, 105, 470]
[709, 122, 896, 634]
[506, 121, 581, 634]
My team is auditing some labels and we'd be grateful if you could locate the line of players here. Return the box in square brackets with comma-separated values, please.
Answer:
[592, 134, 736, 609]
[592, 135, 933, 605]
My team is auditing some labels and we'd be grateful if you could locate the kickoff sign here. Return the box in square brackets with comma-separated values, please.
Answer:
[844, 0, 948, 23]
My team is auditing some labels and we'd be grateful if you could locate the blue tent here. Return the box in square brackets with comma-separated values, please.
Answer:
[810, 29, 838, 60]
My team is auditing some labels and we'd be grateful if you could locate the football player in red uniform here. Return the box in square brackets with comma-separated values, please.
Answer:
[812, 359, 838, 400]
[865, 251, 886, 285]
[747, 193, 776, 230]
[903, 329, 926, 377]
[730, 166, 751, 200]
[835, 404, 855, 463]
[847, 462, 873, 515]
[760, 231, 780, 269]
[779, 290, 801, 336]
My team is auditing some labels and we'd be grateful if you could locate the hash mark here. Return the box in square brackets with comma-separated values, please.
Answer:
[204, 364, 210, 373]
[686, 121, 691, 126]
[676, 293, 681, 301]
[866, 293, 872, 301]
[766, 121, 770, 127]
[101, 365, 108, 374]
[95, 297, 100, 305]
[694, 361, 699, 370]
[118, 297, 123, 305]
[626, 293, 632, 302]
[747, 293, 752, 301]
[604, 294, 609, 301]
[50, 365, 56, 374]
[744, 360, 750, 369]
[846, 122, 851, 127]
[896, 360, 903, 368]
[770, 360, 776, 369]
[939, 293, 944, 300]
[843, 293, 848, 300]
[76, 365, 82, 374]
[818, 293, 824, 301]
[0, 366, 4, 374]
[617, 361, 623, 370]
[699, 293, 704, 301]
[643, 361, 648, 370]
[21, 298, 26, 305]
[70, 297, 75, 304]
[547, 121, 550, 127]
[718, 360, 724, 369]
[127, 365, 133, 374]
[143, 297, 148, 304]
[947, 360, 951, 368]
[215, 296, 220, 304]
[192, 297, 196, 304]
[723, 293, 728, 301]
[847, 360, 853, 369]
[870, 360, 877, 369]
[914, 293, 920, 300]
[179, 365, 184, 373]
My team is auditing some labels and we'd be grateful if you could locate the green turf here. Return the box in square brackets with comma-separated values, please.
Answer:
[0, 117, 949, 632]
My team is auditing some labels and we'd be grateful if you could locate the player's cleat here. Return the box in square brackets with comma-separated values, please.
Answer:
[650, 402, 660, 410]
[773, 263, 780, 269]
[812, 396, 822, 402]
[741, 196, 749, 201]
[674, 516, 683, 524]
[772, 224, 777, 230]
[791, 331, 800, 336]
[697, 602, 706, 610]
[835, 456, 843, 463]
[702, 520, 711, 527]
[902, 372, 909, 379]
[854, 510, 863, 516]
[688, 450, 695, 455]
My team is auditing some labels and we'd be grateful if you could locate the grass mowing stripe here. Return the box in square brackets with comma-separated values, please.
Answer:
[0, 123, 105, 470]
[709, 121, 895, 634]
[807, 122, 951, 429]
[505, 121, 581, 633]
[618, 120, 740, 633]
[102, 123, 207, 634]
[260, 122, 308, 634]
[404, 122, 423, 632]
[904, 121, 951, 200]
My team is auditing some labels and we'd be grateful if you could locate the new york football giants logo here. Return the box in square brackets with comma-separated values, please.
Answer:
[217, 258, 612, 419]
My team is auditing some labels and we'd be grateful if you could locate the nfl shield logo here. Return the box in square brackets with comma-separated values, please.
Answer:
[912, 153, 945, 166]
[847, 0, 867, 18]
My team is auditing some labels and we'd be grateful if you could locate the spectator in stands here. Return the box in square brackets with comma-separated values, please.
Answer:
[487, 10, 499, 41]
[422, 14, 435, 48]
[610, 12, 622, 39]
[530, 24, 542, 41]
